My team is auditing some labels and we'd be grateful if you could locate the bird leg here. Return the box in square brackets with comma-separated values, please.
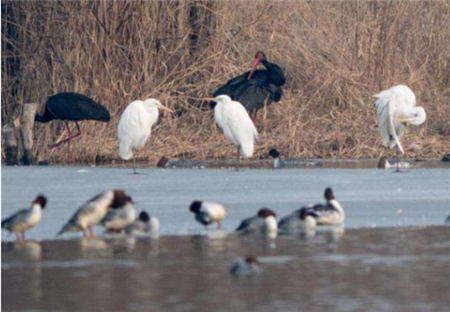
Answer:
[133, 157, 137, 174]
[251, 109, 258, 122]
[15, 232, 22, 242]
[236, 146, 240, 172]
[82, 229, 87, 238]
[88, 227, 94, 238]
[21, 232, 26, 241]
[49, 122, 82, 149]
[217, 222, 222, 230]
[394, 146, 401, 173]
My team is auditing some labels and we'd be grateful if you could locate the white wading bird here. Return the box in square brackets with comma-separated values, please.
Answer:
[205, 95, 258, 171]
[58, 190, 133, 237]
[2, 195, 47, 242]
[118, 98, 173, 174]
[374, 85, 426, 172]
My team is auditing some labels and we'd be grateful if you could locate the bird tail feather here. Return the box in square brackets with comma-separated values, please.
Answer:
[119, 140, 133, 160]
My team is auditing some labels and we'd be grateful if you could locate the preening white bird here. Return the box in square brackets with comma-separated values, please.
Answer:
[374, 85, 426, 171]
[206, 95, 258, 171]
[118, 98, 173, 174]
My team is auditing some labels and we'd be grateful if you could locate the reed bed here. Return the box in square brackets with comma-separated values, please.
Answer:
[2, 0, 449, 164]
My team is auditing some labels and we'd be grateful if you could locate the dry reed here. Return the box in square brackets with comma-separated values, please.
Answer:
[2, 0, 449, 164]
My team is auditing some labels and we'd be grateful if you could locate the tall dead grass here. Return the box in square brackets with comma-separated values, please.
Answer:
[2, 0, 449, 164]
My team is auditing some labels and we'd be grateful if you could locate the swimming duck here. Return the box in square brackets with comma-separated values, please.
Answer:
[278, 207, 318, 234]
[125, 211, 160, 235]
[269, 148, 283, 169]
[58, 189, 132, 237]
[230, 256, 262, 276]
[189, 201, 228, 229]
[2, 195, 47, 242]
[235, 208, 278, 236]
[308, 188, 345, 226]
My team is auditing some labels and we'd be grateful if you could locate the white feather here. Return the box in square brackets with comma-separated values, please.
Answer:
[214, 95, 258, 158]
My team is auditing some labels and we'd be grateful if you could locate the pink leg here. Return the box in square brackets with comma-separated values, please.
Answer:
[49, 121, 82, 149]
[251, 110, 258, 122]
[82, 229, 87, 237]
[88, 227, 94, 238]
[15, 232, 21, 242]
[21, 232, 26, 241]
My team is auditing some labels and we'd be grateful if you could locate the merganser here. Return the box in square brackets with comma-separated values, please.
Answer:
[269, 148, 283, 169]
[125, 211, 160, 235]
[377, 156, 411, 169]
[101, 200, 136, 233]
[2, 195, 47, 242]
[308, 188, 345, 226]
[278, 207, 317, 234]
[235, 208, 278, 236]
[190, 201, 228, 229]
[230, 256, 261, 276]
[57, 189, 132, 237]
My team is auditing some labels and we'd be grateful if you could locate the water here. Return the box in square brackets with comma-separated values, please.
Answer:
[1, 166, 449, 240]
[2, 227, 450, 311]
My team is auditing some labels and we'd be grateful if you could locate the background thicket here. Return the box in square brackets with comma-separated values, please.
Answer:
[2, 0, 449, 164]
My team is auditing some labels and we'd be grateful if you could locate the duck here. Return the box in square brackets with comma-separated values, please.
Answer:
[189, 201, 228, 229]
[2, 195, 47, 242]
[268, 148, 283, 169]
[101, 200, 136, 233]
[278, 207, 317, 234]
[235, 208, 278, 236]
[57, 189, 132, 237]
[230, 256, 262, 276]
[377, 156, 411, 169]
[125, 211, 160, 235]
[308, 188, 345, 226]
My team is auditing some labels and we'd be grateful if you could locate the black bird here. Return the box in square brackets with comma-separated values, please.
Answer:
[212, 51, 286, 121]
[35, 92, 111, 160]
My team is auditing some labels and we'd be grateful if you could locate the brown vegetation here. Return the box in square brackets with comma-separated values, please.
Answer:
[2, 0, 449, 164]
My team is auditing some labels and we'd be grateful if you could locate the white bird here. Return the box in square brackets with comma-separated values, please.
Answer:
[235, 208, 278, 237]
[101, 201, 136, 233]
[307, 188, 345, 226]
[58, 189, 133, 237]
[374, 85, 426, 172]
[230, 256, 262, 276]
[125, 211, 160, 235]
[189, 201, 228, 229]
[206, 95, 258, 171]
[2, 195, 47, 242]
[278, 207, 317, 235]
[118, 98, 173, 174]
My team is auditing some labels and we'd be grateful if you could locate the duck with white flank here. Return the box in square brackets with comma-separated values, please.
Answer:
[2, 195, 47, 242]
[230, 256, 262, 276]
[125, 211, 160, 235]
[101, 198, 136, 233]
[235, 208, 278, 236]
[57, 190, 132, 237]
[190, 201, 228, 229]
[269, 148, 283, 169]
[278, 207, 318, 234]
[306, 188, 345, 226]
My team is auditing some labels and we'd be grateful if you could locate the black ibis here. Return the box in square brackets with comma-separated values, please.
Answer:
[35, 92, 111, 160]
[212, 51, 286, 121]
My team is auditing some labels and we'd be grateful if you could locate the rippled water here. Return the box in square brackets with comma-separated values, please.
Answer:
[3, 227, 450, 312]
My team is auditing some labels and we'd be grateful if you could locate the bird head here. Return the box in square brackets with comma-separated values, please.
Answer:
[268, 148, 280, 159]
[143, 98, 173, 113]
[204, 95, 232, 107]
[324, 187, 335, 201]
[257, 208, 276, 219]
[139, 211, 150, 223]
[398, 107, 426, 127]
[33, 195, 48, 210]
[248, 51, 266, 80]
[189, 201, 202, 213]
[111, 189, 134, 208]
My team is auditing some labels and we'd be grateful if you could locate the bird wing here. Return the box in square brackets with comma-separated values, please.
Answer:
[1, 209, 29, 230]
[223, 102, 258, 157]
[46, 92, 110, 122]
[235, 216, 263, 233]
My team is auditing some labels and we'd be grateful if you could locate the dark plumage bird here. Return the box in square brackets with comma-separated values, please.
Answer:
[212, 51, 286, 121]
[35, 92, 111, 160]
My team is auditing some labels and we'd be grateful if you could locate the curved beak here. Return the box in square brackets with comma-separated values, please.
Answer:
[247, 56, 261, 80]
[158, 103, 174, 113]
[395, 118, 412, 124]
[204, 97, 218, 102]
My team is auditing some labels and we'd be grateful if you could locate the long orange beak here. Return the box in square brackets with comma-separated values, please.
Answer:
[247, 56, 261, 80]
